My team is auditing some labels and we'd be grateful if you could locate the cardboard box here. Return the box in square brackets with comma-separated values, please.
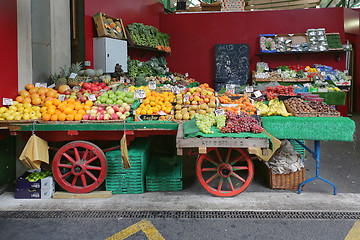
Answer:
[15, 187, 55, 199]
[93, 12, 127, 40]
[16, 175, 54, 190]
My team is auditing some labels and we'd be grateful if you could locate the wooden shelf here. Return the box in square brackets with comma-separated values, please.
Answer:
[128, 44, 170, 54]
[257, 50, 345, 62]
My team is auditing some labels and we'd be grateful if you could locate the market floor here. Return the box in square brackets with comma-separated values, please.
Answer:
[0, 114, 359, 239]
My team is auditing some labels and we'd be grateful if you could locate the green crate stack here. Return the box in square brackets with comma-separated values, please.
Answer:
[146, 155, 183, 192]
[105, 138, 151, 194]
[290, 140, 306, 161]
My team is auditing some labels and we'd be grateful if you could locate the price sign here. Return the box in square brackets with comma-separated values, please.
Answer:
[265, 66, 269, 71]
[124, 88, 129, 93]
[215, 109, 225, 116]
[183, 94, 190, 103]
[48, 83, 55, 89]
[69, 73, 77, 79]
[100, 89, 107, 93]
[134, 90, 146, 99]
[304, 83, 311, 88]
[185, 73, 189, 77]
[245, 86, 254, 93]
[321, 72, 326, 76]
[277, 69, 282, 74]
[35, 83, 41, 88]
[58, 94, 65, 102]
[120, 77, 125, 84]
[165, 67, 170, 72]
[2, 98, 13, 105]
[149, 81, 156, 90]
[126, 79, 131, 83]
[171, 86, 180, 94]
[88, 94, 96, 101]
[254, 90, 262, 98]
[344, 70, 349, 75]
[178, 86, 186, 92]
[138, 62, 143, 66]
[226, 84, 235, 94]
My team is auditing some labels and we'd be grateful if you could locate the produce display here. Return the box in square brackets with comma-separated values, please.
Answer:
[195, 112, 226, 134]
[220, 112, 264, 134]
[127, 23, 170, 52]
[266, 85, 296, 100]
[284, 97, 317, 116]
[135, 91, 174, 116]
[95, 90, 135, 105]
[84, 104, 131, 121]
[128, 57, 169, 79]
[0, 103, 41, 121]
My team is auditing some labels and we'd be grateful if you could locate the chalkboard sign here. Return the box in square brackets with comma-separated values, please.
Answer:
[215, 44, 250, 85]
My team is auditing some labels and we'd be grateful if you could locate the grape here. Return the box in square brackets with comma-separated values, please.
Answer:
[215, 114, 226, 129]
[220, 112, 264, 134]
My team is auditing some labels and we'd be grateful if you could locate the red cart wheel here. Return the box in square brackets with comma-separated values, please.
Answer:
[52, 141, 107, 193]
[196, 148, 253, 197]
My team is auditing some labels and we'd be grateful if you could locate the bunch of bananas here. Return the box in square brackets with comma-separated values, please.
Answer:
[255, 99, 291, 117]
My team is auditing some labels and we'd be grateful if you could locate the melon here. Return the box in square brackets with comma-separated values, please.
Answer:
[84, 69, 96, 77]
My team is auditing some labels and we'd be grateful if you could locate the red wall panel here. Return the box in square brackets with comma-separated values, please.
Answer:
[160, 8, 347, 88]
[0, 0, 18, 106]
[84, 0, 163, 68]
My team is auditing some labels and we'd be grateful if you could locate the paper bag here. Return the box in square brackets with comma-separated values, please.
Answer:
[120, 134, 130, 169]
[19, 135, 49, 169]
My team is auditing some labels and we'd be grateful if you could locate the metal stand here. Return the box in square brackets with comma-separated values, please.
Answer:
[295, 140, 337, 195]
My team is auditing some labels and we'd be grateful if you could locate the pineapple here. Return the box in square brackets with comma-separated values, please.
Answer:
[67, 62, 83, 87]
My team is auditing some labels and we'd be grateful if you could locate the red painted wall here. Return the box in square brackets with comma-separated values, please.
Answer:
[160, 8, 347, 88]
[0, 0, 18, 106]
[84, 0, 164, 68]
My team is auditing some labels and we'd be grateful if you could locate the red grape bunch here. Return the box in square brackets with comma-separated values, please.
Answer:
[220, 112, 264, 134]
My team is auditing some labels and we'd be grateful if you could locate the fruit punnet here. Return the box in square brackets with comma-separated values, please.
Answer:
[136, 91, 174, 115]
[220, 112, 264, 134]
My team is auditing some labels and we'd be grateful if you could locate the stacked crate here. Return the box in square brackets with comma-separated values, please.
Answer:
[146, 155, 183, 192]
[105, 138, 150, 194]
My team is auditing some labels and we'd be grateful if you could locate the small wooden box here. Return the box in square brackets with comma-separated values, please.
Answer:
[93, 12, 127, 40]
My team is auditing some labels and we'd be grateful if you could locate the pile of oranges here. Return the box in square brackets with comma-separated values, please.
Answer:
[16, 84, 59, 106]
[136, 91, 174, 115]
[40, 98, 93, 121]
[219, 95, 257, 115]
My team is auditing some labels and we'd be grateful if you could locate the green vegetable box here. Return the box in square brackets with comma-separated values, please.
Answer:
[15, 170, 55, 199]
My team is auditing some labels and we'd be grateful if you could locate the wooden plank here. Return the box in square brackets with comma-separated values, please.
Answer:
[177, 148, 183, 156]
[247, 0, 319, 5]
[177, 137, 269, 149]
[52, 191, 112, 199]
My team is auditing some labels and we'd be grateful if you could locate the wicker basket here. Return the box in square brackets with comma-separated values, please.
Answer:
[269, 167, 305, 190]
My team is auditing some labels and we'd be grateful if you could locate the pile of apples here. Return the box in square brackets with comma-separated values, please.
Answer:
[176, 84, 216, 105]
[83, 103, 131, 121]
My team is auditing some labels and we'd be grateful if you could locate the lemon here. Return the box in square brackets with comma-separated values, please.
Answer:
[31, 116, 38, 120]
[29, 111, 36, 116]
[35, 112, 42, 118]
[16, 103, 23, 108]
[0, 107, 7, 114]
[23, 113, 30, 120]
[0, 118, 4, 120]
[13, 112, 21, 116]
[23, 103, 32, 109]
[17, 107, 24, 112]
[6, 115, 15, 121]
[14, 115, 22, 121]
[23, 108, 32, 114]
[6, 110, 14, 115]
[12, 101, 19, 105]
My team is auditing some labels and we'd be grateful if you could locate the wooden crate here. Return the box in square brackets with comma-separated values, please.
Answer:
[93, 12, 127, 40]
[269, 167, 305, 190]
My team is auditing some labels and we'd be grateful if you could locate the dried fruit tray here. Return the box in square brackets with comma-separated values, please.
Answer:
[284, 103, 317, 117]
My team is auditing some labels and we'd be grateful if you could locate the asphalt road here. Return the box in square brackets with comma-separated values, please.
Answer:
[0, 216, 357, 240]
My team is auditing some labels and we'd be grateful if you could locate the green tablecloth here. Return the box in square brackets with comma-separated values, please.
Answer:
[312, 91, 346, 105]
[261, 116, 355, 141]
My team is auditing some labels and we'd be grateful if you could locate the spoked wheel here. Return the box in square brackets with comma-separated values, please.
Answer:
[196, 148, 254, 197]
[52, 141, 107, 193]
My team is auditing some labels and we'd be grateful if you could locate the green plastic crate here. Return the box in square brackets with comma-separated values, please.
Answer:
[290, 140, 306, 161]
[146, 155, 183, 192]
[106, 173, 145, 194]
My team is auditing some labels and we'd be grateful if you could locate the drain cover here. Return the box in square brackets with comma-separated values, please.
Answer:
[0, 211, 360, 220]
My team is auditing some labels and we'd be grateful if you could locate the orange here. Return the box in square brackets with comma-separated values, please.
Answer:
[45, 97, 54, 102]
[19, 90, 29, 97]
[136, 109, 141, 115]
[15, 96, 24, 103]
[44, 100, 53, 107]
[85, 100, 93, 107]
[46, 90, 56, 98]
[50, 114, 58, 121]
[72, 110, 78, 115]
[74, 103, 83, 111]
[42, 113, 51, 121]
[31, 93, 40, 99]
[140, 109, 147, 115]
[58, 113, 66, 121]
[74, 114, 82, 121]
[58, 104, 66, 112]
[77, 109, 86, 115]
[39, 95, 46, 101]
[66, 114, 75, 121]
[23, 97, 32, 104]
[29, 87, 39, 95]
[31, 97, 41, 105]
[25, 83, 35, 90]
[52, 98, 61, 106]
[64, 107, 73, 115]
[47, 108, 56, 115]
[37, 88, 46, 95]
[67, 98, 75, 104]
[84, 105, 91, 111]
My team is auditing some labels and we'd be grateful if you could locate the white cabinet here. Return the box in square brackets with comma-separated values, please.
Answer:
[93, 37, 127, 73]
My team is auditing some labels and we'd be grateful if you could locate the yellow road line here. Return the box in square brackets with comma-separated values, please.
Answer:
[345, 221, 360, 240]
[106, 219, 165, 240]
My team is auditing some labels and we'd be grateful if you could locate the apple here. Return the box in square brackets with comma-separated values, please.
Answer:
[94, 81, 99, 86]
[111, 113, 119, 120]
[125, 105, 131, 112]
[116, 99, 123, 105]
[107, 108, 115, 115]
[98, 106, 104, 112]
[86, 110, 91, 114]
[83, 114, 90, 120]
[90, 114, 97, 120]
[104, 113, 110, 120]
[106, 99, 114, 104]
[113, 106, 119, 112]
[124, 112, 130, 117]
[104, 86, 111, 91]
[116, 112, 122, 117]
[97, 113, 104, 120]
[99, 82, 106, 88]
[119, 106, 125, 113]
[83, 82, 91, 90]
[120, 114, 127, 121]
